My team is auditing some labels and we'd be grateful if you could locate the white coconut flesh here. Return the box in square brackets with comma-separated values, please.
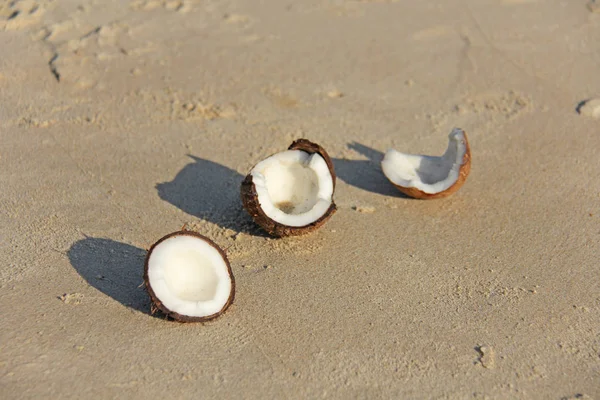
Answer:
[147, 235, 232, 318]
[251, 150, 334, 227]
[381, 128, 468, 194]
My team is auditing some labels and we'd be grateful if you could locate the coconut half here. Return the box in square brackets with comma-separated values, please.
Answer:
[241, 139, 337, 237]
[144, 231, 235, 322]
[381, 128, 471, 199]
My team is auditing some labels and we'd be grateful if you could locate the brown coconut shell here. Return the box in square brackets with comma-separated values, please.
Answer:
[241, 139, 337, 237]
[391, 132, 471, 199]
[144, 230, 235, 322]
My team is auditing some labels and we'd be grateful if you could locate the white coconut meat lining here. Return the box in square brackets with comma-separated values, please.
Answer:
[250, 150, 334, 227]
[146, 234, 233, 319]
[381, 128, 468, 194]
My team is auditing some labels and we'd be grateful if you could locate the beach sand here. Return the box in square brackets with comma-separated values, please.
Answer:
[1, 0, 599, 398]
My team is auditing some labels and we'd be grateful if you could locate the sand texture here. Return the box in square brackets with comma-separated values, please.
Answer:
[1, 0, 599, 398]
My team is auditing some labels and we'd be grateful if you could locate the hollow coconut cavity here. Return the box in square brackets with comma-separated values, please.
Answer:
[144, 231, 234, 322]
[381, 128, 471, 199]
[241, 139, 336, 236]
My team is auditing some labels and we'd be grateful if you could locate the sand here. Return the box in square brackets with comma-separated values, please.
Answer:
[1, 0, 599, 398]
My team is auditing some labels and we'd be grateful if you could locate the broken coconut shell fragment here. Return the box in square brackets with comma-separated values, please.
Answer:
[381, 128, 471, 199]
[144, 231, 235, 322]
[241, 139, 337, 237]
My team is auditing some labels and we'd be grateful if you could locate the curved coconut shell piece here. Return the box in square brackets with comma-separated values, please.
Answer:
[387, 131, 471, 200]
[144, 230, 235, 322]
[241, 139, 337, 237]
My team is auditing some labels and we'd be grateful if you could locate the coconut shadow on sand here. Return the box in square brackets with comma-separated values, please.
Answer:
[68, 237, 152, 315]
[333, 142, 408, 198]
[156, 155, 267, 236]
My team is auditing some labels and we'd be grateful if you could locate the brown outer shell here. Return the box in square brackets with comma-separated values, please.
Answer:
[390, 132, 472, 199]
[143, 230, 235, 322]
[240, 139, 337, 237]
